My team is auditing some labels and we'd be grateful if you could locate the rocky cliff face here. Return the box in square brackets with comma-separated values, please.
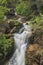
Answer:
[26, 44, 43, 65]
[25, 28, 43, 65]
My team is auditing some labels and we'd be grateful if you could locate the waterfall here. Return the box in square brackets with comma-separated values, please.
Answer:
[7, 22, 32, 65]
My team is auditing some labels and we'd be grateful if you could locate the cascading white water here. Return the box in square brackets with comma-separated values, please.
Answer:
[8, 21, 32, 65]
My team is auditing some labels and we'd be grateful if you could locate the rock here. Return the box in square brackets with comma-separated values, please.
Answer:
[0, 19, 23, 34]
[7, 19, 23, 33]
[33, 29, 43, 46]
[28, 44, 39, 52]
[5, 9, 15, 19]
[9, 21, 15, 29]
[0, 21, 10, 34]
[26, 28, 43, 65]
[25, 44, 43, 65]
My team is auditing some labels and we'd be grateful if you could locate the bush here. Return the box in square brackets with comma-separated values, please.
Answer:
[0, 6, 8, 20]
[30, 15, 43, 32]
[0, 34, 12, 60]
[16, 2, 30, 16]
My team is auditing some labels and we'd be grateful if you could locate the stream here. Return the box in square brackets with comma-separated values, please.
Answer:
[7, 18, 32, 65]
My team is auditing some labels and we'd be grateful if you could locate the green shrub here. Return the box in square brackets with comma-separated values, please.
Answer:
[0, 6, 8, 20]
[0, 0, 7, 5]
[30, 15, 43, 32]
[0, 34, 12, 60]
[16, 2, 30, 16]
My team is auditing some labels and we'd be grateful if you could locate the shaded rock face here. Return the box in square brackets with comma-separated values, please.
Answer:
[5, 9, 15, 19]
[0, 20, 23, 34]
[9, 21, 15, 29]
[29, 28, 43, 45]
[0, 21, 10, 34]
[25, 28, 43, 65]
[33, 29, 43, 46]
[8, 20, 23, 33]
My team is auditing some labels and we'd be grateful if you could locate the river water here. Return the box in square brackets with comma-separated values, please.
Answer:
[7, 20, 32, 65]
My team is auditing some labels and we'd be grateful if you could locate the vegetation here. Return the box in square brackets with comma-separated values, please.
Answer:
[0, 0, 43, 19]
[30, 14, 43, 32]
[0, 6, 8, 20]
[16, 2, 30, 16]
[0, 0, 43, 65]
[0, 34, 12, 60]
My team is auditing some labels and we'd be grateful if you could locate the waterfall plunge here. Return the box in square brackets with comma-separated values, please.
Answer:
[8, 22, 32, 65]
